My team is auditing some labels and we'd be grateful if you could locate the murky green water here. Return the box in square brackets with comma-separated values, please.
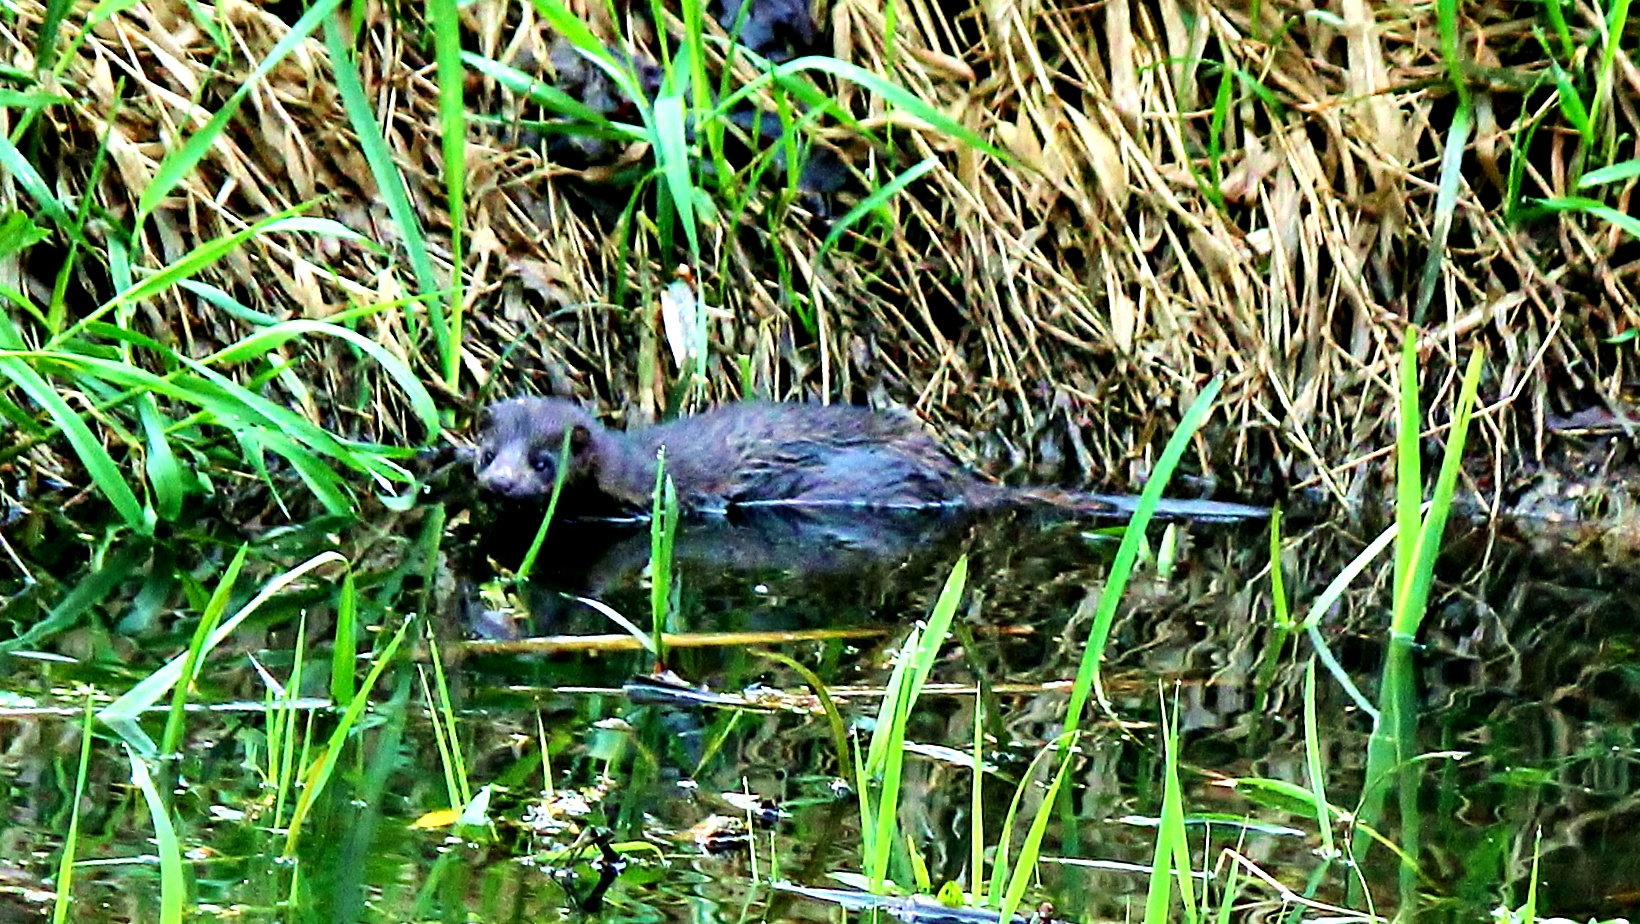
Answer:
[2, 503, 1637, 922]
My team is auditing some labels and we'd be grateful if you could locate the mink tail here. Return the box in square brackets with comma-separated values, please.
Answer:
[996, 485, 1270, 522]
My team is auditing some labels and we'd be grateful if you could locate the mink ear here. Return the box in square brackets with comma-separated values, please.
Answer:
[481, 399, 518, 435]
[569, 424, 592, 455]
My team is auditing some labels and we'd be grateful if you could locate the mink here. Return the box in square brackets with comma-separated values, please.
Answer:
[473, 397, 1269, 521]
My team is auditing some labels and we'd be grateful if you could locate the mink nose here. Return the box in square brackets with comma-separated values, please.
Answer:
[476, 464, 533, 500]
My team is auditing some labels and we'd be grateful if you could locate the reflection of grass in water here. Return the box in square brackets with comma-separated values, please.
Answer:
[801, 347, 1570, 924]
[75, 551, 416, 918]
[815, 380, 1221, 916]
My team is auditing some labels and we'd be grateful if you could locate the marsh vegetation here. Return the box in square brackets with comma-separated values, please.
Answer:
[2, 0, 1638, 920]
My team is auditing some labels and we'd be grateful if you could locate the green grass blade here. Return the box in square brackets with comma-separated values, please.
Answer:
[986, 733, 1064, 906]
[57, 209, 365, 348]
[137, 394, 187, 521]
[0, 356, 147, 533]
[1268, 509, 1290, 630]
[332, 572, 358, 705]
[282, 617, 410, 859]
[1393, 347, 1485, 636]
[425, 621, 470, 808]
[573, 594, 660, 653]
[1300, 522, 1397, 632]
[35, 0, 75, 70]
[907, 555, 967, 702]
[1523, 828, 1542, 922]
[284, 617, 411, 857]
[755, 649, 852, 768]
[176, 278, 284, 326]
[650, 466, 680, 655]
[517, 432, 575, 582]
[462, 52, 622, 124]
[430, 0, 466, 386]
[861, 621, 920, 887]
[999, 732, 1076, 920]
[1593, 0, 1631, 157]
[1, 545, 142, 653]
[201, 318, 438, 435]
[1392, 331, 1421, 608]
[50, 695, 96, 924]
[100, 551, 347, 754]
[654, 93, 700, 260]
[817, 158, 939, 265]
[860, 557, 968, 890]
[1142, 690, 1197, 924]
[55, 0, 142, 74]
[1578, 158, 1640, 188]
[864, 624, 918, 779]
[20, 348, 413, 490]
[1299, 524, 1395, 718]
[1435, 0, 1470, 118]
[1529, 195, 1640, 237]
[867, 656, 913, 891]
[1068, 374, 1224, 727]
[420, 642, 465, 812]
[971, 689, 986, 901]
[863, 556, 967, 779]
[126, 747, 186, 924]
[0, 131, 70, 226]
[1504, 89, 1547, 222]
[1413, 101, 1472, 322]
[1549, 63, 1593, 147]
[1205, 63, 1232, 210]
[1543, 0, 1574, 61]
[853, 732, 875, 872]
[324, 15, 438, 336]
[161, 545, 249, 755]
[136, 0, 344, 226]
[758, 56, 1007, 162]
[0, 211, 54, 259]
[1303, 658, 1335, 856]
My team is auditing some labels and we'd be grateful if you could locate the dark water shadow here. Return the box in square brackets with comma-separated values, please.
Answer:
[459, 504, 1008, 639]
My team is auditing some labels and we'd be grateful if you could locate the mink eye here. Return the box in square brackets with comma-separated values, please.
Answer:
[475, 447, 492, 467]
[529, 449, 554, 473]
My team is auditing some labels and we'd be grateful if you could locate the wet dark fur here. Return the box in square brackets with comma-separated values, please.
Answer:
[474, 397, 1005, 515]
[474, 397, 1270, 520]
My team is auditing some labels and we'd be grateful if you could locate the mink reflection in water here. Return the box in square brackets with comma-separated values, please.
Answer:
[463, 504, 981, 640]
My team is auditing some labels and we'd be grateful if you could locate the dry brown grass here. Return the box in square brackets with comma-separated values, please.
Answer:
[11, 0, 1638, 508]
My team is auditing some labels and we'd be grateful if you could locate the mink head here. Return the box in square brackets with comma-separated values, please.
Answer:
[473, 398, 598, 501]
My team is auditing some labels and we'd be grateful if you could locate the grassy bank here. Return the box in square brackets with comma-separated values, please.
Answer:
[5, 0, 1633, 521]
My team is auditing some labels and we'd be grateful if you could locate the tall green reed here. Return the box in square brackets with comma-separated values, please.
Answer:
[517, 430, 577, 583]
[1140, 689, 1197, 924]
[1352, 336, 1484, 898]
[985, 380, 1225, 921]
[1234, 333, 1484, 910]
[650, 451, 681, 662]
[857, 555, 968, 892]
[49, 695, 97, 924]
[430, 0, 470, 390]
